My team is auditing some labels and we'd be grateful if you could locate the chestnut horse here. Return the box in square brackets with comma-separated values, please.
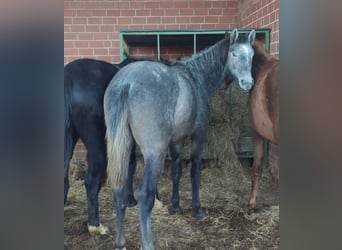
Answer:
[247, 40, 279, 211]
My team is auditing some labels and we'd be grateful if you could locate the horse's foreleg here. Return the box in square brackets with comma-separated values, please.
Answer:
[126, 142, 138, 207]
[138, 155, 163, 250]
[85, 150, 109, 235]
[114, 187, 128, 249]
[190, 136, 207, 219]
[170, 143, 183, 214]
[248, 135, 264, 212]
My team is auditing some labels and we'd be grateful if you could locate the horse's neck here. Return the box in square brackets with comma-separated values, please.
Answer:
[183, 40, 229, 96]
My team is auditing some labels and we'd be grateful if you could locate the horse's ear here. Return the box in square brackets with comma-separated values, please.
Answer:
[224, 31, 229, 40]
[248, 30, 256, 44]
[230, 29, 239, 44]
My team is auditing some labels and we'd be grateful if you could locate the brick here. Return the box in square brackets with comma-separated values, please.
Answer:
[145, 2, 160, 8]
[160, 1, 174, 8]
[67, 1, 85, 9]
[143, 24, 160, 30]
[180, 8, 193, 16]
[75, 41, 89, 48]
[94, 48, 108, 55]
[121, 10, 135, 16]
[64, 48, 78, 56]
[175, 16, 190, 24]
[64, 17, 72, 25]
[130, 2, 144, 8]
[64, 9, 76, 17]
[190, 16, 204, 23]
[189, 1, 204, 8]
[93, 33, 108, 40]
[175, 1, 188, 8]
[89, 41, 103, 48]
[78, 33, 93, 40]
[64, 33, 77, 40]
[205, 16, 219, 23]
[151, 9, 164, 16]
[194, 8, 208, 16]
[99, 2, 114, 9]
[71, 25, 85, 32]
[106, 10, 120, 16]
[117, 17, 132, 24]
[164, 24, 180, 30]
[86, 26, 100, 32]
[136, 9, 151, 16]
[79, 48, 94, 55]
[161, 17, 175, 24]
[88, 17, 102, 25]
[103, 17, 117, 25]
[92, 10, 106, 16]
[114, 2, 130, 9]
[209, 9, 222, 16]
[227, 1, 238, 8]
[77, 10, 91, 17]
[212, 1, 227, 8]
[64, 40, 74, 49]
[147, 17, 161, 24]
[85, 2, 99, 9]
[100, 25, 115, 32]
[73, 17, 87, 25]
[132, 17, 146, 24]
[165, 9, 179, 16]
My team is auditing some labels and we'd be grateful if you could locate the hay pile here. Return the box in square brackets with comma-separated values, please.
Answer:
[64, 84, 279, 249]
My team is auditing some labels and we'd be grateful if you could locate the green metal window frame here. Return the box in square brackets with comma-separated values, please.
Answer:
[119, 28, 270, 60]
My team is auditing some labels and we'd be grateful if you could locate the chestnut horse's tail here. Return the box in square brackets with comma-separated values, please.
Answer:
[104, 83, 133, 188]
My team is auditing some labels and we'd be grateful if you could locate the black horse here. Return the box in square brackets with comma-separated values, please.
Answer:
[64, 57, 160, 234]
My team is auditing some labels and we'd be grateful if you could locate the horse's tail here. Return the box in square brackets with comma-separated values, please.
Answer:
[104, 83, 133, 188]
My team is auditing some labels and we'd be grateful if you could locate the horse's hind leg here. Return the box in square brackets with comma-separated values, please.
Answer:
[126, 142, 138, 207]
[248, 132, 264, 212]
[190, 133, 207, 219]
[85, 141, 109, 235]
[113, 186, 128, 249]
[139, 153, 165, 250]
[170, 143, 183, 214]
[64, 126, 78, 205]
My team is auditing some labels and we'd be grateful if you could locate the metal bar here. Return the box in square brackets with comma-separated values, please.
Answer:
[157, 33, 160, 60]
[119, 32, 125, 61]
[193, 33, 197, 55]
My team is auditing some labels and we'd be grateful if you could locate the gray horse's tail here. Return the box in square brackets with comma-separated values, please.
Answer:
[104, 83, 133, 188]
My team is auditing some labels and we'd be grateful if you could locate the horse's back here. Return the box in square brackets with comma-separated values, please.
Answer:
[64, 59, 118, 140]
[107, 61, 198, 147]
[249, 59, 279, 144]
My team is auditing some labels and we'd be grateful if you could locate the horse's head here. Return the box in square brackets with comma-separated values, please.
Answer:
[226, 29, 255, 92]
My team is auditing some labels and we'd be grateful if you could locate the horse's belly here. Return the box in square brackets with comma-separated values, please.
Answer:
[171, 80, 196, 141]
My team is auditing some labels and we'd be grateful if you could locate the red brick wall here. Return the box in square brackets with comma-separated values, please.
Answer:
[64, 0, 239, 64]
[64, 0, 279, 161]
[237, 0, 279, 56]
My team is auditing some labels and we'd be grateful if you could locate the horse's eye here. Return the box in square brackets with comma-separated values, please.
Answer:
[232, 52, 237, 57]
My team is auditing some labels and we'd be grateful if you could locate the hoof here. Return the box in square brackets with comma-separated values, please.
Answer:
[115, 245, 126, 250]
[88, 223, 109, 235]
[194, 208, 207, 219]
[169, 206, 182, 215]
[127, 196, 138, 207]
[154, 198, 163, 209]
[247, 204, 258, 214]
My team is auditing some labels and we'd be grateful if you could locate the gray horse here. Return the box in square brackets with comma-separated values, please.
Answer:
[104, 29, 255, 250]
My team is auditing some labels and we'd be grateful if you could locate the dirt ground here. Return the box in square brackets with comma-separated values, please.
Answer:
[64, 88, 279, 249]
[64, 159, 279, 250]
